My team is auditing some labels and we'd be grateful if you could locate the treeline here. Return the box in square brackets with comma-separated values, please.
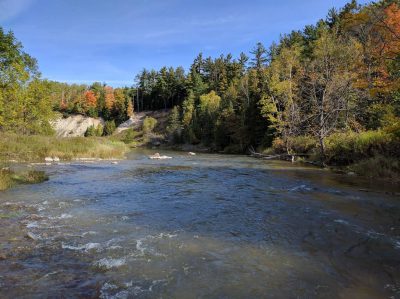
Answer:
[138, 0, 399, 159]
[0, 29, 134, 135]
[50, 82, 134, 125]
[1, 0, 399, 165]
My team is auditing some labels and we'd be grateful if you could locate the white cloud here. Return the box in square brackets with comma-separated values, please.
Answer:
[0, 0, 34, 22]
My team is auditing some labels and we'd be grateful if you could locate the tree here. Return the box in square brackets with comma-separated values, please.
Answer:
[260, 43, 304, 153]
[166, 106, 182, 143]
[305, 28, 360, 158]
[198, 91, 221, 144]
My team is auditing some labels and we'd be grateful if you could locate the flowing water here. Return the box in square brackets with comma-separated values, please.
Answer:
[0, 150, 400, 298]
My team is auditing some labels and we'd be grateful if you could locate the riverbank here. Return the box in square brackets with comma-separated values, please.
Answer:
[0, 133, 129, 162]
[0, 133, 129, 190]
[258, 130, 400, 181]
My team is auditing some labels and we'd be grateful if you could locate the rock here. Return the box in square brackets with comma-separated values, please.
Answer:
[53, 157, 60, 162]
[0, 254, 6, 260]
[188, 152, 196, 156]
[149, 153, 172, 160]
[25, 232, 39, 241]
[111, 161, 118, 165]
[44, 157, 53, 162]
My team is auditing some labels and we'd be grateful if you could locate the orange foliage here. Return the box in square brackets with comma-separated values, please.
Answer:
[105, 86, 115, 110]
[382, 3, 400, 59]
[343, 3, 400, 96]
[84, 90, 97, 107]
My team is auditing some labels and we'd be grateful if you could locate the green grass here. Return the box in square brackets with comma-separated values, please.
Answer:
[0, 169, 49, 191]
[0, 133, 129, 162]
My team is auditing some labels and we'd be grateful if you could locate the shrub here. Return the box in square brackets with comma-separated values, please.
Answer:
[85, 125, 96, 137]
[270, 136, 317, 154]
[324, 130, 394, 165]
[143, 117, 157, 134]
[350, 155, 400, 180]
[122, 128, 138, 144]
[85, 125, 103, 137]
[103, 120, 116, 136]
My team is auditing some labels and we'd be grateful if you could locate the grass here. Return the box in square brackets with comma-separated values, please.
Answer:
[0, 133, 129, 162]
[349, 155, 400, 180]
[263, 129, 400, 180]
[0, 169, 49, 191]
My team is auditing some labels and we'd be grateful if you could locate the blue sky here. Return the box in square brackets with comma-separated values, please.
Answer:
[1, 0, 370, 87]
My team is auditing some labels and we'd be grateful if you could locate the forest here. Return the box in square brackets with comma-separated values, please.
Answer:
[0, 0, 399, 174]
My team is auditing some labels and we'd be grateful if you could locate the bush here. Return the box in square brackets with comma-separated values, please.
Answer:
[324, 130, 395, 165]
[122, 128, 138, 144]
[350, 155, 400, 180]
[103, 120, 116, 136]
[85, 125, 103, 137]
[270, 136, 317, 154]
[143, 117, 157, 134]
[85, 125, 96, 137]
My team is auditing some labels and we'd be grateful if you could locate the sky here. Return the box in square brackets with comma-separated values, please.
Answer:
[1, 0, 371, 87]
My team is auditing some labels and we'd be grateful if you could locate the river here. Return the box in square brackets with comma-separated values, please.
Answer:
[0, 150, 399, 298]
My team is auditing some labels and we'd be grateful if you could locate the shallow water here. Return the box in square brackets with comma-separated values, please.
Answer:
[0, 149, 399, 298]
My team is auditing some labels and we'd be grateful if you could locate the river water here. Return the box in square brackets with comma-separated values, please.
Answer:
[0, 150, 399, 298]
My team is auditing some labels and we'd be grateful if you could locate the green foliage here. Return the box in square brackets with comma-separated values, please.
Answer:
[166, 106, 182, 143]
[85, 125, 103, 137]
[324, 130, 396, 165]
[271, 136, 317, 154]
[103, 120, 116, 136]
[0, 28, 54, 135]
[142, 117, 157, 134]
[121, 128, 138, 144]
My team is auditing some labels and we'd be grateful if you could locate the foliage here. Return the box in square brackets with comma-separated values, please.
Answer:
[324, 130, 397, 165]
[103, 120, 116, 136]
[1, 1, 399, 174]
[85, 125, 103, 137]
[143, 117, 157, 134]
[166, 106, 182, 143]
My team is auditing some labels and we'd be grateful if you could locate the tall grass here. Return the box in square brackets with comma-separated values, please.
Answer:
[324, 130, 398, 165]
[0, 133, 129, 162]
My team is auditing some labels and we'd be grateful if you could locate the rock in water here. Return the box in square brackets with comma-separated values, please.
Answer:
[149, 153, 172, 160]
[44, 157, 53, 162]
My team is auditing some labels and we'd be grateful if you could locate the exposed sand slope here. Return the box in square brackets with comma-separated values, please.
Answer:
[52, 115, 104, 137]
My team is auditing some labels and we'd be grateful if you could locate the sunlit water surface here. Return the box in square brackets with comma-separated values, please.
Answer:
[0, 150, 399, 298]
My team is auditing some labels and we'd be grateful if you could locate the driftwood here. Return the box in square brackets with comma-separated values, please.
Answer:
[248, 146, 309, 161]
